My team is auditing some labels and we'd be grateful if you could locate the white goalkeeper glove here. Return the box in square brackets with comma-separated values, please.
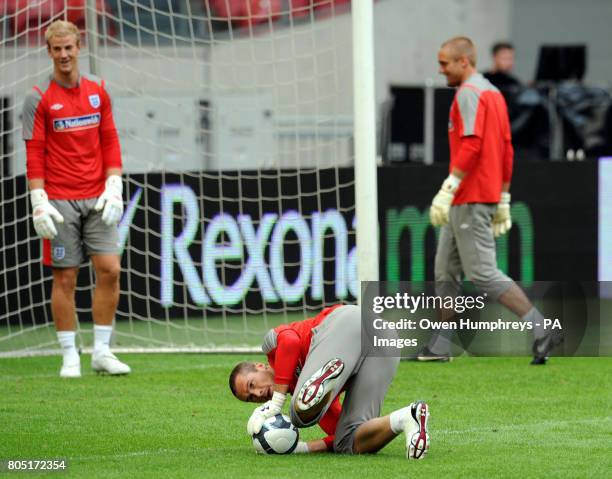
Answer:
[492, 192, 512, 237]
[293, 442, 310, 454]
[30, 189, 64, 240]
[246, 391, 286, 436]
[94, 175, 124, 226]
[429, 174, 461, 227]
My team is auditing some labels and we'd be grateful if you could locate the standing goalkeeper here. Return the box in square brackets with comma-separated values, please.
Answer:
[22, 20, 130, 378]
[229, 305, 430, 458]
[424, 37, 561, 365]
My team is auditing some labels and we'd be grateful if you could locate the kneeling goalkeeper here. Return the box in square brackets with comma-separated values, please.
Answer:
[229, 304, 430, 458]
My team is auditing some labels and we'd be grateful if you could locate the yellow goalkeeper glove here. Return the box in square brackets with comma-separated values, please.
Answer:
[492, 192, 512, 237]
[429, 175, 461, 227]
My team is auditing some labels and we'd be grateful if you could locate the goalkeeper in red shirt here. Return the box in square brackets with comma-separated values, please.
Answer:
[22, 20, 130, 378]
[229, 305, 430, 458]
[425, 37, 562, 364]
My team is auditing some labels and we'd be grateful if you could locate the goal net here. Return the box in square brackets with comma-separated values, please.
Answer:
[0, 0, 360, 356]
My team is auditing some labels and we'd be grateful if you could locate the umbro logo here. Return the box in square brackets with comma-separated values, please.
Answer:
[50, 103, 64, 110]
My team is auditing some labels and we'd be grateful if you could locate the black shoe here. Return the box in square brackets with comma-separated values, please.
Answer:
[530, 355, 548, 365]
[417, 346, 452, 362]
[531, 329, 564, 365]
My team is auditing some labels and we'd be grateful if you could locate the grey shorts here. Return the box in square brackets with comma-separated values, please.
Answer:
[434, 203, 512, 300]
[286, 305, 399, 454]
[43, 198, 120, 268]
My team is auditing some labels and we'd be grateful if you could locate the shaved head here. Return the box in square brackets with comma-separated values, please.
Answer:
[229, 361, 274, 403]
[441, 37, 477, 67]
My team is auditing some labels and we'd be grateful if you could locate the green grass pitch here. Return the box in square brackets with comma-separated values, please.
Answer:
[1, 355, 611, 478]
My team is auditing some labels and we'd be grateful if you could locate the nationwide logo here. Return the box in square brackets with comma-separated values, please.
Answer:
[53, 113, 101, 132]
[50, 103, 64, 110]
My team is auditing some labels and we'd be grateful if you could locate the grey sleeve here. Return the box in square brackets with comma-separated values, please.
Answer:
[261, 329, 277, 354]
[457, 87, 481, 137]
[22, 90, 43, 140]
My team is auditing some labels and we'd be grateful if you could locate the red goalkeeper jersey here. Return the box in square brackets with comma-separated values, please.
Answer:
[22, 73, 122, 200]
[448, 73, 513, 204]
[266, 304, 344, 449]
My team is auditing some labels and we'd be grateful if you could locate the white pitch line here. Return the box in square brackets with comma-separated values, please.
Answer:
[74, 447, 246, 462]
[0, 363, 229, 380]
[60, 418, 612, 463]
[439, 417, 612, 435]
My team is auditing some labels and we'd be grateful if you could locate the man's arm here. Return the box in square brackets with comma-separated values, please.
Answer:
[247, 330, 301, 436]
[95, 89, 124, 228]
[429, 86, 483, 228]
[23, 89, 47, 183]
[492, 118, 514, 237]
[29, 178, 45, 190]
[309, 395, 342, 453]
[23, 90, 65, 239]
[453, 85, 485, 175]
[270, 329, 301, 387]
[302, 439, 329, 453]
[105, 167, 122, 178]
[99, 82, 122, 172]
[452, 135, 482, 175]
[502, 137, 514, 190]
[450, 167, 466, 180]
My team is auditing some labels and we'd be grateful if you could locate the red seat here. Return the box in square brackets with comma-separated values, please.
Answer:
[208, 0, 282, 28]
[314, 0, 350, 18]
[289, 0, 311, 19]
[1, 0, 18, 16]
[65, 0, 115, 40]
[11, 0, 65, 45]
[8, 0, 115, 45]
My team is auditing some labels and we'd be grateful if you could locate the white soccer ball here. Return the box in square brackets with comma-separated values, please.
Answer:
[252, 414, 299, 454]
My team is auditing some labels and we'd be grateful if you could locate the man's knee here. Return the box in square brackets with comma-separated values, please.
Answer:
[95, 260, 121, 283]
[435, 275, 462, 297]
[53, 269, 78, 295]
[435, 258, 461, 287]
[468, 268, 512, 301]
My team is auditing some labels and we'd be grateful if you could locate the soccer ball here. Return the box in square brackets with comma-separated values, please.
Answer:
[252, 414, 299, 454]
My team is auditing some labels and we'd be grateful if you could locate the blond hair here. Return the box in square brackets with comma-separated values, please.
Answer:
[45, 20, 80, 47]
[441, 36, 477, 67]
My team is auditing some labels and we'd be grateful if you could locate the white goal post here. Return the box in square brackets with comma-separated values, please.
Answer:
[0, 0, 378, 356]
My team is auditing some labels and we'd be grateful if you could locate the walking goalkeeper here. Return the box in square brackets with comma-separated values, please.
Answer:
[423, 37, 562, 364]
[22, 20, 130, 378]
[229, 305, 430, 458]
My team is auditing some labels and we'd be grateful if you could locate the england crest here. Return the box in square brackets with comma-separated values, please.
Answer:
[53, 246, 65, 260]
[89, 94, 101, 108]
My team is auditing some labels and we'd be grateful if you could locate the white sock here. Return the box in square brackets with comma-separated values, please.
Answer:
[522, 308, 546, 339]
[389, 406, 412, 434]
[93, 325, 113, 355]
[57, 331, 79, 363]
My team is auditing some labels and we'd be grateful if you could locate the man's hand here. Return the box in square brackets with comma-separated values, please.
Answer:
[429, 175, 461, 227]
[246, 391, 286, 436]
[30, 189, 64, 239]
[292, 442, 310, 454]
[94, 175, 123, 226]
[492, 192, 512, 237]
